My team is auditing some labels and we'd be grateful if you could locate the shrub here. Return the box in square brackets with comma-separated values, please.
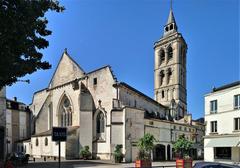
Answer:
[80, 146, 91, 159]
[113, 144, 123, 163]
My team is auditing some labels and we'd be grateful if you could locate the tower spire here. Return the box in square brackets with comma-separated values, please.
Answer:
[170, 0, 172, 10]
[163, 0, 178, 36]
[166, 2, 176, 25]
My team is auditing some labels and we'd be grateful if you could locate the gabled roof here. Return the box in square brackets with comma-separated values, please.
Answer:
[48, 49, 85, 88]
[87, 65, 117, 82]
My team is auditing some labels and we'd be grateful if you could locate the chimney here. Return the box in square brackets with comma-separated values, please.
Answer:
[14, 97, 17, 102]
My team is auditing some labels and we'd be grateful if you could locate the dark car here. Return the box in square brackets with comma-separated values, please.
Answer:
[8, 152, 30, 165]
[193, 162, 240, 168]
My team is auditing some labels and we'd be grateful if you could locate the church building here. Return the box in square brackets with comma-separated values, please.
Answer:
[23, 5, 204, 162]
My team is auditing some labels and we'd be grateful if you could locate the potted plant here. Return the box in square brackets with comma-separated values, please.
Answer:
[80, 146, 91, 160]
[135, 133, 156, 168]
[113, 144, 123, 163]
[173, 134, 193, 168]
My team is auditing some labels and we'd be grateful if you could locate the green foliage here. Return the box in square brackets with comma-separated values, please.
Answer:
[0, 0, 65, 89]
[113, 144, 123, 163]
[80, 146, 91, 159]
[137, 133, 156, 160]
[173, 134, 193, 158]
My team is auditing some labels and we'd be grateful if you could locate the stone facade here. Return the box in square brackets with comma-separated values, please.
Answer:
[154, 8, 187, 119]
[27, 6, 204, 162]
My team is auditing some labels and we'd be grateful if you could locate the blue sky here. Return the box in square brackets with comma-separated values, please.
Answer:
[7, 0, 239, 119]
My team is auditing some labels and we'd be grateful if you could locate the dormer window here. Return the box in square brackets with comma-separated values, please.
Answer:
[170, 24, 173, 30]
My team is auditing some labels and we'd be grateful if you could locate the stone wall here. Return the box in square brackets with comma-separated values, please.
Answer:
[119, 87, 166, 117]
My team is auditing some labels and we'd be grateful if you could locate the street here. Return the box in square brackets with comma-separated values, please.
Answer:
[15, 160, 200, 168]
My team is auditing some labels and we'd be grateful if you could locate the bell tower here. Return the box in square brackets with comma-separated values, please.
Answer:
[154, 5, 187, 119]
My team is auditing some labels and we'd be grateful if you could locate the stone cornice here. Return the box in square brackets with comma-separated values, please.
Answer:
[154, 32, 187, 49]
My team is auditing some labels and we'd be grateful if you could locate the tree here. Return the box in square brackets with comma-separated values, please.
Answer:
[137, 133, 156, 160]
[0, 0, 65, 89]
[173, 134, 193, 159]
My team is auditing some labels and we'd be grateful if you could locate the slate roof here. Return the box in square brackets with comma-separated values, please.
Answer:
[212, 81, 240, 92]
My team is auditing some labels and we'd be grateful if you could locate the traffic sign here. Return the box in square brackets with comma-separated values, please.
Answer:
[52, 127, 67, 142]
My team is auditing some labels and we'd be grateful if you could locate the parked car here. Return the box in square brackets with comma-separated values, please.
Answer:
[8, 152, 30, 165]
[193, 162, 240, 168]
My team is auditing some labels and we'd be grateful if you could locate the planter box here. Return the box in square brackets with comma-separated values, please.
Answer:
[176, 159, 192, 168]
[135, 160, 152, 168]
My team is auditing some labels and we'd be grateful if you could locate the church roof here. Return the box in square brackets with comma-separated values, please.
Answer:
[113, 82, 167, 109]
[48, 49, 85, 88]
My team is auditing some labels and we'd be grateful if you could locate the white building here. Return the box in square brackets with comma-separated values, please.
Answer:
[204, 81, 240, 163]
[5, 98, 32, 155]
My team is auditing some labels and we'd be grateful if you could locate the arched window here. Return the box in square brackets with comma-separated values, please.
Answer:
[165, 26, 168, 32]
[59, 96, 72, 127]
[45, 137, 48, 146]
[168, 46, 173, 60]
[159, 49, 165, 64]
[167, 68, 172, 84]
[160, 70, 165, 85]
[36, 138, 39, 146]
[97, 112, 105, 134]
[162, 90, 165, 98]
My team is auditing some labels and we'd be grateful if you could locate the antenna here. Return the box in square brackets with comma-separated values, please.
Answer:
[170, 0, 173, 10]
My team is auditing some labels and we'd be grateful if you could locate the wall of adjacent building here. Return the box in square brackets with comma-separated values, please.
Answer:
[205, 85, 240, 135]
[6, 104, 31, 153]
[204, 84, 240, 162]
[0, 88, 6, 160]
